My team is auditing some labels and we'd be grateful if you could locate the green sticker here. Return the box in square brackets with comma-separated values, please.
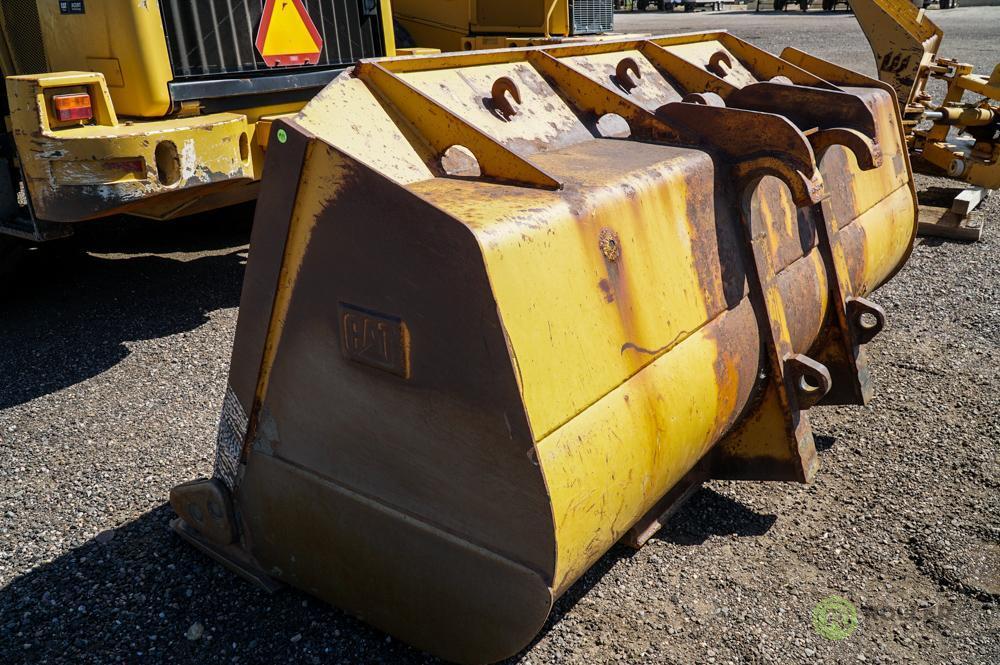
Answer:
[276, 128, 288, 144]
[812, 595, 859, 640]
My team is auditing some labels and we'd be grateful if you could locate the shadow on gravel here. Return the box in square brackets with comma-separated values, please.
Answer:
[0, 504, 440, 665]
[0, 208, 252, 409]
[651, 487, 777, 546]
[507, 488, 779, 660]
[0, 501, 629, 665]
[814, 434, 836, 452]
[0, 488, 779, 664]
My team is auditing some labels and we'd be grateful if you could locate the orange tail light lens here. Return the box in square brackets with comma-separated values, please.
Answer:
[52, 92, 93, 122]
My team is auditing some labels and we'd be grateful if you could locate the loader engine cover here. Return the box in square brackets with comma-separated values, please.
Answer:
[171, 33, 917, 664]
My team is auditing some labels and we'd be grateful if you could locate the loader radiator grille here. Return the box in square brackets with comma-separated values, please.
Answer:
[158, 0, 387, 79]
[0, 0, 47, 74]
[570, 0, 613, 35]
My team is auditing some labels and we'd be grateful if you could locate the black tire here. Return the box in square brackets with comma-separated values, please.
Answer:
[774, 0, 786, 9]
[0, 235, 26, 277]
[822, 0, 834, 10]
[940, 0, 951, 7]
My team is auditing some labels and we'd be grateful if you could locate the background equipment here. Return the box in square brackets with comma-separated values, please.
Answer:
[850, 0, 998, 238]
[0, 0, 394, 245]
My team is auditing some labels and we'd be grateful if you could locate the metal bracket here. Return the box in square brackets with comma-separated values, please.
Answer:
[526, 50, 683, 142]
[654, 101, 825, 207]
[805, 129, 889, 406]
[712, 171, 832, 483]
[728, 82, 881, 138]
[354, 62, 562, 190]
[638, 41, 738, 99]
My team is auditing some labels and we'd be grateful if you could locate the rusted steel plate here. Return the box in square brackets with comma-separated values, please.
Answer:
[171, 33, 918, 664]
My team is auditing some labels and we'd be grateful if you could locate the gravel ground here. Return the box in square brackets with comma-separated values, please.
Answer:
[1, 7, 998, 665]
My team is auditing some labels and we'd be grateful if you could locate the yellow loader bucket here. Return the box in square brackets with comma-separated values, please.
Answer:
[171, 33, 917, 664]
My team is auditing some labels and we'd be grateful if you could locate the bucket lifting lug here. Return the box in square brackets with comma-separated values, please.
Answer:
[354, 62, 561, 190]
[490, 76, 521, 120]
[786, 354, 833, 409]
[847, 297, 887, 345]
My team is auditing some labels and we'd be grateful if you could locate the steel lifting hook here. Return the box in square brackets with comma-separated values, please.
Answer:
[707, 50, 733, 78]
[615, 57, 642, 93]
[491, 76, 521, 120]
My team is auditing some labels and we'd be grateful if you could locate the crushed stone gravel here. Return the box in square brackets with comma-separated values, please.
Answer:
[1, 9, 998, 665]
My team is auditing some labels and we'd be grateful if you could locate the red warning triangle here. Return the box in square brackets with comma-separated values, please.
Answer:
[255, 0, 324, 68]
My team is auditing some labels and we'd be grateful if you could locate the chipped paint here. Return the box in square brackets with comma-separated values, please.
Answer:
[7, 72, 256, 222]
[171, 33, 919, 665]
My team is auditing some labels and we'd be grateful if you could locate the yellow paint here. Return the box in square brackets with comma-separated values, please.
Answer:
[34, 0, 173, 117]
[296, 77, 435, 185]
[393, 0, 573, 51]
[411, 140, 725, 441]
[202, 36, 920, 629]
[6, 72, 253, 222]
[851, 0, 943, 106]
[2, 0, 396, 224]
[851, 185, 918, 292]
[538, 304, 749, 592]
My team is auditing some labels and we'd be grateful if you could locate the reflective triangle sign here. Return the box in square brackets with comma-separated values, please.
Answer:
[255, 0, 324, 68]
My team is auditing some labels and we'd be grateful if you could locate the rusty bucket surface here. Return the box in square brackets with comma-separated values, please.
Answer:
[171, 32, 917, 664]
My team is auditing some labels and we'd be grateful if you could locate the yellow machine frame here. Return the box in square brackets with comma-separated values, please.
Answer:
[0, 0, 396, 229]
[395, 0, 600, 51]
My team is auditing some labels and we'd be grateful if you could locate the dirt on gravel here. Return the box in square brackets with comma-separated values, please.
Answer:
[1, 7, 998, 665]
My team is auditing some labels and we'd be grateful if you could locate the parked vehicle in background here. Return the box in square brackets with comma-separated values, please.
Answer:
[0, 0, 615, 261]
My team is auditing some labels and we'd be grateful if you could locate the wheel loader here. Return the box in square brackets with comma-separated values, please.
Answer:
[0, 0, 613, 255]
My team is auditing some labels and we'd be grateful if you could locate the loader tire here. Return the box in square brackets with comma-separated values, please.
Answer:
[0, 235, 26, 277]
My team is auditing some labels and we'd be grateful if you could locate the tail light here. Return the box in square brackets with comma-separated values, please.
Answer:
[52, 93, 93, 122]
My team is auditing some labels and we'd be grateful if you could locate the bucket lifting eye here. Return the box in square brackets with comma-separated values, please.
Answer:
[846, 297, 886, 345]
[785, 354, 832, 408]
[615, 57, 641, 93]
[707, 50, 733, 78]
[490, 76, 521, 120]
